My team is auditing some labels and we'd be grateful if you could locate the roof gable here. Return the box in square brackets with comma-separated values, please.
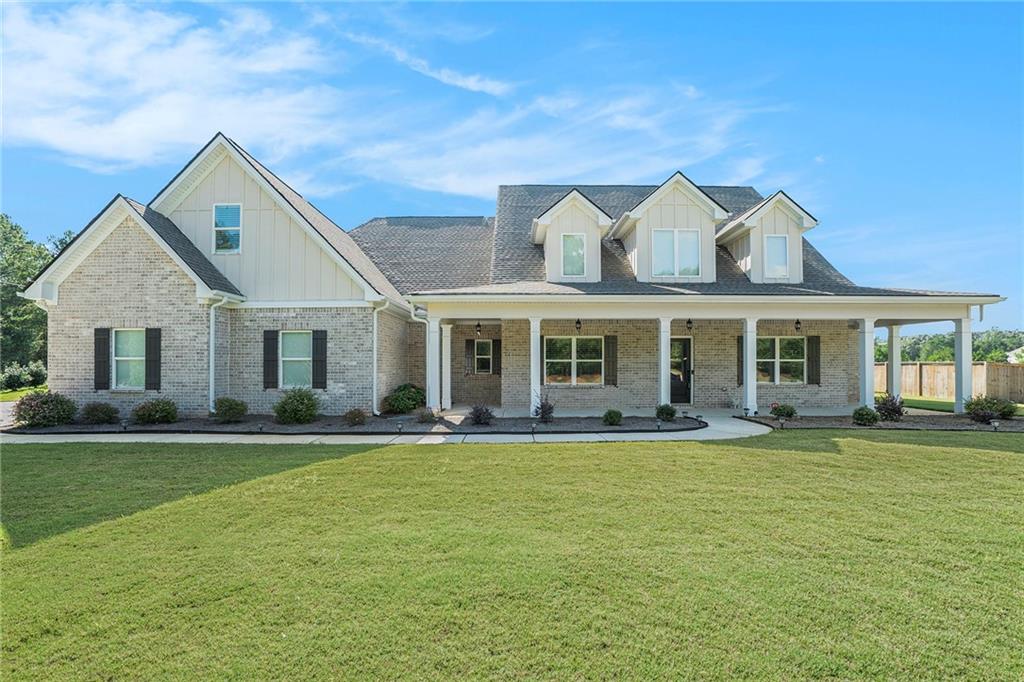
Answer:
[531, 189, 613, 244]
[715, 190, 818, 241]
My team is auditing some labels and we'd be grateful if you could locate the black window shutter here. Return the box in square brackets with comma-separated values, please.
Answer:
[312, 330, 327, 389]
[145, 328, 161, 390]
[807, 336, 821, 385]
[736, 336, 744, 386]
[604, 335, 618, 386]
[539, 335, 545, 385]
[464, 339, 474, 375]
[493, 340, 502, 375]
[94, 328, 110, 390]
[263, 330, 278, 389]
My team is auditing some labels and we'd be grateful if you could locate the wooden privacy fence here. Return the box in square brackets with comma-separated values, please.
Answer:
[874, 362, 1024, 402]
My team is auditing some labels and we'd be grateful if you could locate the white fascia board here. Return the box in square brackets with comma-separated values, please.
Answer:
[627, 172, 731, 223]
[408, 293, 1005, 306]
[716, 191, 818, 243]
[234, 299, 373, 309]
[532, 190, 612, 244]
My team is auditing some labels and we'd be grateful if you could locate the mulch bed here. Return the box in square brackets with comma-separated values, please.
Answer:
[4, 413, 706, 436]
[745, 414, 1024, 432]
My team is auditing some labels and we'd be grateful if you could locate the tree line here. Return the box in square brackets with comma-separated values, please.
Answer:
[874, 329, 1024, 363]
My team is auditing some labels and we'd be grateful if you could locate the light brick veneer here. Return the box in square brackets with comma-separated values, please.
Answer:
[376, 309, 410, 411]
[451, 323, 502, 406]
[46, 218, 212, 416]
[407, 321, 426, 388]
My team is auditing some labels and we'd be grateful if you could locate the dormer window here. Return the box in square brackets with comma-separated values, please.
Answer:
[651, 229, 700, 277]
[765, 235, 789, 278]
[213, 203, 241, 253]
[561, 233, 586, 277]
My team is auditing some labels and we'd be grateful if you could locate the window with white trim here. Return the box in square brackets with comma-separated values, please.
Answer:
[561, 233, 585, 277]
[651, 229, 700, 277]
[756, 336, 805, 384]
[474, 339, 492, 374]
[213, 203, 241, 253]
[112, 329, 145, 390]
[764, 234, 789, 278]
[280, 331, 313, 388]
[544, 336, 603, 385]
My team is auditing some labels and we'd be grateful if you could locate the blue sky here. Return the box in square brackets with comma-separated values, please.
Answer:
[3, 2, 1021, 330]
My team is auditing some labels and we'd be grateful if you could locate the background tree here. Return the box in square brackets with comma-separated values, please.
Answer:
[1, 215, 52, 366]
[875, 329, 1024, 364]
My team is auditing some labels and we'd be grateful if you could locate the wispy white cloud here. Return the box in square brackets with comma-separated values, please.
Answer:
[722, 156, 768, 185]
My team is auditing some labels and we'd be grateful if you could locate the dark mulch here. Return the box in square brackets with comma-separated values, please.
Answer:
[5, 413, 705, 435]
[746, 414, 1023, 432]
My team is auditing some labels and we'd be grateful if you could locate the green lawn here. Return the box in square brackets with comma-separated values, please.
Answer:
[3, 432, 1022, 679]
[898, 395, 1024, 415]
[0, 384, 45, 402]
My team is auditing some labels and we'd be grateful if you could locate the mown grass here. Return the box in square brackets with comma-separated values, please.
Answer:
[899, 395, 1024, 415]
[2, 431, 1022, 679]
[0, 385, 45, 402]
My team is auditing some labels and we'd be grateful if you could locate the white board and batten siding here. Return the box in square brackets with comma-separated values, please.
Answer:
[543, 201, 603, 283]
[168, 155, 363, 301]
[744, 204, 804, 284]
[631, 186, 717, 283]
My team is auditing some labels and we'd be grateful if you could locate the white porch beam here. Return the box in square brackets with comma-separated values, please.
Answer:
[658, 317, 672, 405]
[743, 318, 758, 414]
[529, 317, 542, 416]
[426, 317, 441, 411]
[441, 324, 452, 411]
[954, 317, 973, 413]
[886, 325, 902, 397]
[858, 318, 876, 407]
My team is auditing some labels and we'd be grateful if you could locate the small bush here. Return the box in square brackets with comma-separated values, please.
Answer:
[602, 409, 623, 426]
[273, 388, 319, 424]
[80, 401, 119, 425]
[416, 408, 438, 424]
[13, 391, 76, 427]
[213, 397, 248, 423]
[852, 406, 880, 426]
[25, 361, 47, 386]
[769, 403, 797, 419]
[383, 383, 425, 414]
[469, 405, 494, 425]
[874, 393, 905, 422]
[132, 399, 178, 425]
[1, 363, 32, 391]
[965, 395, 1016, 422]
[343, 408, 368, 426]
[535, 396, 555, 423]
[655, 404, 677, 422]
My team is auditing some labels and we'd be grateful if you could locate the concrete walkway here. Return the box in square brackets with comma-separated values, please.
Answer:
[0, 415, 770, 445]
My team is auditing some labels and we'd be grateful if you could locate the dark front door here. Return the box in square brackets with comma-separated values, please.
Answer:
[670, 338, 692, 404]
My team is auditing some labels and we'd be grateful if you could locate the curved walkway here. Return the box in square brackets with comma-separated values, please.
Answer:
[0, 416, 770, 445]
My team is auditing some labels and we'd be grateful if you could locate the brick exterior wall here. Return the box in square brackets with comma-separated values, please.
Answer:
[407, 321, 426, 389]
[376, 308, 410, 411]
[47, 218, 212, 417]
[225, 307, 374, 415]
[451, 323, 502, 406]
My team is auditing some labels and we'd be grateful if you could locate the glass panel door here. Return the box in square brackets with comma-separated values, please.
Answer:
[670, 338, 691, 404]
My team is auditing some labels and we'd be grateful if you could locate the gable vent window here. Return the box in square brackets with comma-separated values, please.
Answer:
[561, 233, 586, 277]
[652, 229, 700, 277]
[213, 203, 241, 254]
[764, 235, 789, 278]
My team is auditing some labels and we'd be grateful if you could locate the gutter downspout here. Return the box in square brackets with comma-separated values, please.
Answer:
[208, 295, 230, 413]
[371, 299, 391, 415]
[409, 304, 430, 409]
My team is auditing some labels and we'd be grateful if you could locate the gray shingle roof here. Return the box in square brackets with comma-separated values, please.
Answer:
[349, 216, 494, 295]
[124, 198, 243, 296]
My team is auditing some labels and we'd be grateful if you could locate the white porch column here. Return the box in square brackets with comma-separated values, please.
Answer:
[441, 324, 452, 411]
[858, 318, 876, 407]
[742, 318, 758, 414]
[658, 317, 672, 405]
[426, 317, 441, 411]
[954, 317, 973, 413]
[886, 325, 902, 397]
[529, 317, 542, 416]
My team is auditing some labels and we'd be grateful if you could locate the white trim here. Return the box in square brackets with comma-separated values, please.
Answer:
[212, 202, 242, 255]
[716, 191, 818, 242]
[474, 338, 493, 375]
[532, 190, 613, 244]
[407, 293, 1004, 307]
[560, 232, 587, 278]
[234, 299, 372, 309]
[279, 330, 314, 389]
[609, 172, 729, 239]
[764, 234, 790, 279]
[112, 328, 146, 391]
[209, 295, 230, 412]
[755, 335, 806, 385]
[543, 335, 604, 386]
[651, 228, 701, 278]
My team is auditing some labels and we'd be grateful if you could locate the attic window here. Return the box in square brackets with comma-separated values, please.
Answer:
[213, 204, 241, 253]
[765, 235, 789, 278]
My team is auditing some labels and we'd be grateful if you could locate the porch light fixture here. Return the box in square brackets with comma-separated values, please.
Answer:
[686, 318, 693, 331]
[794, 319, 802, 332]
[575, 318, 582, 333]
[475, 321, 482, 336]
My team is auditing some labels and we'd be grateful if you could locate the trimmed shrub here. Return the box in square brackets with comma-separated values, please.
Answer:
[769, 403, 797, 419]
[273, 388, 319, 424]
[25, 361, 47, 387]
[132, 399, 178, 425]
[344, 408, 368, 426]
[965, 395, 1016, 422]
[13, 391, 76, 427]
[874, 393, 905, 422]
[852, 406, 879, 426]
[1, 363, 32, 391]
[469, 405, 494, 425]
[80, 402, 119, 425]
[383, 383, 425, 414]
[213, 397, 248, 424]
[655, 404, 677, 422]
[602, 409, 623, 426]
[536, 397, 555, 423]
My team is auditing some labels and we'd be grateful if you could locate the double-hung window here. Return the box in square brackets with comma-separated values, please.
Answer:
[561, 233, 586, 277]
[651, 229, 700, 277]
[764, 235, 789, 278]
[280, 331, 313, 388]
[544, 336, 603, 385]
[213, 203, 241, 254]
[756, 337, 806, 384]
[112, 329, 146, 390]
[474, 339, 493, 374]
